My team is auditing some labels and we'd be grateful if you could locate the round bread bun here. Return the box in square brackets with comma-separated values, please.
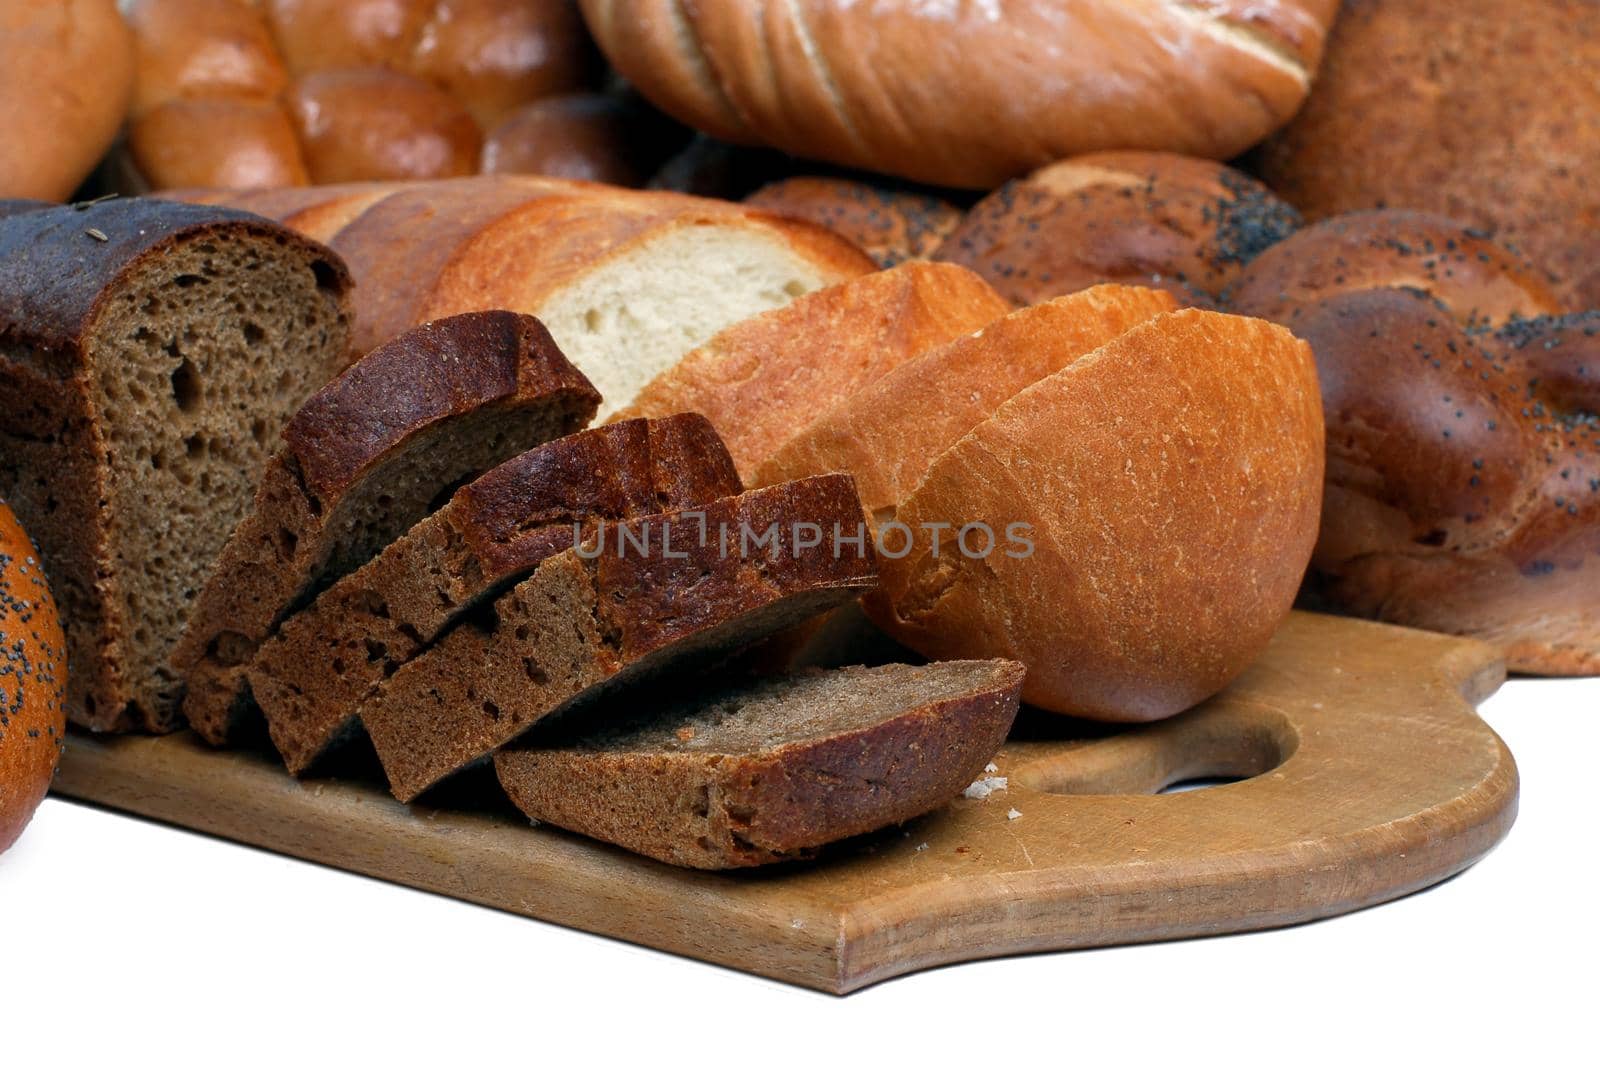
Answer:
[1253, 0, 1600, 309]
[1232, 210, 1599, 674]
[582, 0, 1339, 188]
[935, 152, 1302, 309]
[0, 499, 67, 854]
[0, 0, 135, 200]
[745, 178, 964, 269]
[863, 308, 1325, 721]
[287, 68, 482, 183]
[122, 0, 598, 190]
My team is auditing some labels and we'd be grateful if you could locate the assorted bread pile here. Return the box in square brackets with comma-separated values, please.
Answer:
[2, 0, 1596, 864]
[0, 184, 1321, 866]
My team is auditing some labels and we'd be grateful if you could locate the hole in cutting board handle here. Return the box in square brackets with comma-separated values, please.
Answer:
[1008, 706, 1299, 797]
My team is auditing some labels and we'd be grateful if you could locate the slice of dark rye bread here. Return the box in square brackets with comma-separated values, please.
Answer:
[361, 474, 879, 802]
[172, 311, 601, 745]
[494, 660, 1026, 869]
[0, 198, 352, 731]
[250, 414, 743, 774]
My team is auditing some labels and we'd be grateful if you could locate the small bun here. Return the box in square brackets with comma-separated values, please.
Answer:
[1232, 211, 1600, 674]
[130, 98, 310, 189]
[0, 501, 66, 854]
[746, 178, 964, 269]
[936, 152, 1301, 308]
[287, 68, 482, 184]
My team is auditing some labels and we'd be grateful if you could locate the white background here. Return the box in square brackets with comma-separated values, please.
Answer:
[4, 675, 1592, 1069]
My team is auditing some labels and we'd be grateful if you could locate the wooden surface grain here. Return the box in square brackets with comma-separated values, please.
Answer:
[51, 611, 1518, 993]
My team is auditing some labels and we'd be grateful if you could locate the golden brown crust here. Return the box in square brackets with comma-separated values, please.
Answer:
[754, 285, 1179, 518]
[126, 0, 288, 115]
[614, 262, 1012, 479]
[1232, 211, 1600, 674]
[865, 309, 1326, 720]
[287, 69, 484, 184]
[494, 661, 1024, 869]
[745, 178, 964, 269]
[1253, 0, 1600, 309]
[583, 0, 1337, 188]
[0, 501, 67, 854]
[0, 0, 134, 200]
[936, 152, 1303, 309]
[129, 98, 311, 190]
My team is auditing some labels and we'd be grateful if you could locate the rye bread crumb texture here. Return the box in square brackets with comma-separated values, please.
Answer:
[252, 414, 742, 775]
[173, 311, 600, 744]
[0, 198, 351, 731]
[361, 475, 880, 802]
[495, 661, 1025, 869]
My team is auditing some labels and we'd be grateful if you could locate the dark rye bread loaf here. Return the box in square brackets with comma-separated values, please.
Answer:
[494, 660, 1025, 869]
[0, 197, 352, 731]
[251, 414, 743, 774]
[173, 311, 600, 744]
[362, 474, 878, 802]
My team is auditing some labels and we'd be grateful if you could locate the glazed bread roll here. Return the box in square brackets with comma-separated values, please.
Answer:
[0, 500, 66, 853]
[122, 0, 602, 189]
[864, 309, 1325, 720]
[1254, 0, 1600, 309]
[582, 0, 1339, 188]
[936, 152, 1302, 308]
[1231, 211, 1599, 674]
[746, 178, 964, 269]
[0, 0, 135, 200]
[482, 93, 688, 186]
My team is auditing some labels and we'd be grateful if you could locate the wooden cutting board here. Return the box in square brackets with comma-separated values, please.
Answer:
[52, 611, 1518, 994]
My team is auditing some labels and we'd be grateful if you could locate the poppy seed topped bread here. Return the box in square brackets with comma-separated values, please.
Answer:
[745, 178, 965, 268]
[360, 474, 879, 802]
[173, 311, 600, 744]
[0, 197, 352, 731]
[251, 413, 742, 774]
[494, 659, 1025, 868]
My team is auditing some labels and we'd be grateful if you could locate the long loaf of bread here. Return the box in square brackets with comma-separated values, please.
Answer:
[167, 176, 876, 414]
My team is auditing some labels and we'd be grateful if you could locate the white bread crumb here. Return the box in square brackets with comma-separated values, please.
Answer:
[963, 775, 1008, 799]
[914, 842, 929, 853]
[1006, 808, 1022, 820]
[984, 762, 999, 773]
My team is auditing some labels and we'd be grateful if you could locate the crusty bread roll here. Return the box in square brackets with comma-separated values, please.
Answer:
[612, 261, 1012, 475]
[0, 499, 66, 853]
[0, 0, 134, 200]
[936, 152, 1302, 308]
[122, 0, 600, 190]
[1231, 210, 1598, 675]
[1253, 0, 1600, 309]
[582, 0, 1339, 188]
[745, 178, 964, 269]
[755, 285, 1179, 517]
[864, 309, 1325, 721]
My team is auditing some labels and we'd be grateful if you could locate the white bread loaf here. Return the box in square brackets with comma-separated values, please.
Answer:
[176, 176, 876, 411]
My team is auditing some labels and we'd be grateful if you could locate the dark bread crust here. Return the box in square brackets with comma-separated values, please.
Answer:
[361, 474, 878, 802]
[745, 178, 963, 269]
[935, 152, 1301, 309]
[493, 660, 1025, 869]
[0, 198, 350, 374]
[174, 311, 600, 744]
[1232, 211, 1599, 673]
[251, 414, 742, 774]
[0, 198, 354, 731]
